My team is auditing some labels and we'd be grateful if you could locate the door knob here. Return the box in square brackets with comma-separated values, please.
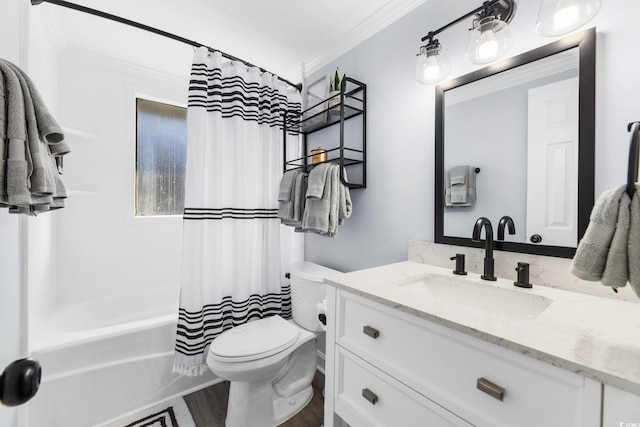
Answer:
[530, 234, 542, 244]
[0, 357, 42, 406]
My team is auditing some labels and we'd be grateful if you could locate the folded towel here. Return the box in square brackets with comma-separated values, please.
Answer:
[306, 163, 331, 199]
[571, 185, 626, 281]
[445, 165, 476, 207]
[277, 169, 299, 221]
[302, 164, 333, 235]
[278, 169, 298, 202]
[0, 59, 68, 215]
[602, 192, 631, 287]
[629, 187, 640, 297]
[328, 165, 340, 236]
[281, 171, 307, 228]
[338, 167, 352, 225]
[5, 60, 69, 155]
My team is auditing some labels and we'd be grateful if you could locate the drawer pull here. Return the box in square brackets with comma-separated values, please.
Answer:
[362, 388, 378, 405]
[476, 377, 505, 401]
[363, 325, 380, 339]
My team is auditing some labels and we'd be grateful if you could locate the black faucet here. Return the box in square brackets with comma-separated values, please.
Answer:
[472, 217, 497, 281]
[497, 216, 516, 240]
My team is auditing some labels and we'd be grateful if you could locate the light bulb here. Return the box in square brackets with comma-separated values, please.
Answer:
[554, 4, 580, 29]
[415, 42, 451, 85]
[466, 16, 512, 65]
[536, 0, 602, 37]
[478, 31, 499, 60]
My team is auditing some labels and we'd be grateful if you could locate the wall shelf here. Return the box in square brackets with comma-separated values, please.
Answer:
[283, 77, 366, 189]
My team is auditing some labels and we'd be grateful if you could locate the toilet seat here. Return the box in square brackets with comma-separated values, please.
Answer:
[209, 315, 299, 363]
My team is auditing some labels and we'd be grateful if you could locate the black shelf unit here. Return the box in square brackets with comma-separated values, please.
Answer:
[283, 77, 366, 189]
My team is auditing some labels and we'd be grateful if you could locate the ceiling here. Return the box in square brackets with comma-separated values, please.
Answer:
[37, 0, 426, 82]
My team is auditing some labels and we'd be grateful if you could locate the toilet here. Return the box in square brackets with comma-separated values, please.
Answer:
[206, 261, 341, 427]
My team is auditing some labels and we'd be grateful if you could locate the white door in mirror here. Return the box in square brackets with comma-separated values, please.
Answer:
[527, 77, 579, 247]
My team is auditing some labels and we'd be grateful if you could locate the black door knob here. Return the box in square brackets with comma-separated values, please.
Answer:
[0, 358, 42, 407]
[530, 234, 542, 244]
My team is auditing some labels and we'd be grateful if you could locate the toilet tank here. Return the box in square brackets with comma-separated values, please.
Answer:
[289, 261, 342, 332]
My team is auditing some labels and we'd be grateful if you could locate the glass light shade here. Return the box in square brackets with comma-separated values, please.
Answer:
[466, 16, 513, 65]
[536, 0, 601, 36]
[415, 44, 451, 85]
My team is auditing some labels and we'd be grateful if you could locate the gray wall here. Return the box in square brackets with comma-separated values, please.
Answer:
[305, 0, 640, 273]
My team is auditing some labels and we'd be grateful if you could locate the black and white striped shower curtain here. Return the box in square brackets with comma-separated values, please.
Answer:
[173, 48, 302, 376]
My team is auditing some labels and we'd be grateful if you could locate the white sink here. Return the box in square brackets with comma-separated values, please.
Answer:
[396, 273, 553, 320]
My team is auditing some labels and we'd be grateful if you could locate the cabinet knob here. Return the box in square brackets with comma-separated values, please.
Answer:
[363, 325, 380, 339]
[362, 388, 378, 405]
[476, 377, 505, 401]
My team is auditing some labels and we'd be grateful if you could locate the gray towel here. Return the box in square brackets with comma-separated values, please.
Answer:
[445, 165, 476, 207]
[0, 59, 68, 215]
[281, 171, 307, 228]
[602, 192, 631, 287]
[338, 167, 352, 225]
[306, 163, 331, 199]
[5, 60, 69, 155]
[278, 169, 299, 220]
[0, 72, 7, 204]
[629, 187, 640, 297]
[571, 185, 626, 281]
[278, 169, 298, 202]
[328, 165, 340, 236]
[302, 163, 333, 235]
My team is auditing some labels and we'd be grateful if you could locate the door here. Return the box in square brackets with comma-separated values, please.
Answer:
[0, 214, 41, 425]
[526, 77, 579, 247]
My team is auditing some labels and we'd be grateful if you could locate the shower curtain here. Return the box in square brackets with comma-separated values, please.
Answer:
[174, 48, 302, 376]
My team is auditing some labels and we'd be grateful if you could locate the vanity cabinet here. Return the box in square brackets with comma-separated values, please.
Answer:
[282, 77, 366, 189]
[324, 287, 601, 427]
[603, 385, 640, 425]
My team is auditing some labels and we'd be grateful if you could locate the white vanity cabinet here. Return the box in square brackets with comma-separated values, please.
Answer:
[324, 287, 602, 427]
[603, 385, 640, 425]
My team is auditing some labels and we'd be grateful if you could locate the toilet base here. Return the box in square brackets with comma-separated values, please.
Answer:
[225, 383, 314, 427]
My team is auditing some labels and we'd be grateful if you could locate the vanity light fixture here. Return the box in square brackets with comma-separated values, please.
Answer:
[415, 0, 516, 84]
[466, 6, 514, 64]
[415, 35, 451, 84]
[535, 0, 602, 37]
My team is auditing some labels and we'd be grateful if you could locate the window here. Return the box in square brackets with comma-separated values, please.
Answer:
[135, 98, 187, 216]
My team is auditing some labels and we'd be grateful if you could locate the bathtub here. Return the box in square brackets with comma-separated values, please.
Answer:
[27, 289, 219, 427]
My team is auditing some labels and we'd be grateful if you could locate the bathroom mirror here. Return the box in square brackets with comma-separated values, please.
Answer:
[435, 28, 595, 258]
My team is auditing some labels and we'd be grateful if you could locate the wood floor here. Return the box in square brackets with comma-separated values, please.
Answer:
[183, 370, 325, 427]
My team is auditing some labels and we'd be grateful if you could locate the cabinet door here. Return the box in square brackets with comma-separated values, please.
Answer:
[334, 346, 472, 427]
[603, 385, 640, 425]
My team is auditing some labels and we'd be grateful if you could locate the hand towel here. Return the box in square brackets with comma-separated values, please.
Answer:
[302, 163, 333, 235]
[281, 171, 307, 228]
[327, 164, 340, 236]
[0, 72, 7, 205]
[601, 192, 631, 287]
[5, 60, 69, 156]
[277, 169, 299, 221]
[305, 163, 331, 200]
[9, 62, 56, 197]
[571, 185, 626, 281]
[0, 63, 30, 208]
[338, 167, 352, 225]
[445, 165, 476, 207]
[629, 187, 640, 297]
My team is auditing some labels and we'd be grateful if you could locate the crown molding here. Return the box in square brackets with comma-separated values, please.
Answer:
[288, 0, 425, 81]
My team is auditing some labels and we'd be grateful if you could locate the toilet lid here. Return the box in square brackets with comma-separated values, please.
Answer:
[209, 315, 299, 362]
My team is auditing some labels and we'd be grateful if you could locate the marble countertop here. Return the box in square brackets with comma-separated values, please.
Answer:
[325, 260, 640, 395]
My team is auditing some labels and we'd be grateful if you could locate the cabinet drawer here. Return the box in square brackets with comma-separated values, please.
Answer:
[334, 346, 472, 427]
[337, 290, 600, 427]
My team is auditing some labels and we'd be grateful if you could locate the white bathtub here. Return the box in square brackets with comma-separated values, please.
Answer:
[27, 289, 219, 427]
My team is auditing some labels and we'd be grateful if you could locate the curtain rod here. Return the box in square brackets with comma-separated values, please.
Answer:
[31, 0, 303, 91]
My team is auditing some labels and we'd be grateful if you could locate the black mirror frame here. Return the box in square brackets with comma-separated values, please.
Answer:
[434, 27, 596, 258]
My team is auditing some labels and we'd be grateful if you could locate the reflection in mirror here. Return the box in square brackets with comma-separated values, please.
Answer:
[435, 28, 596, 258]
